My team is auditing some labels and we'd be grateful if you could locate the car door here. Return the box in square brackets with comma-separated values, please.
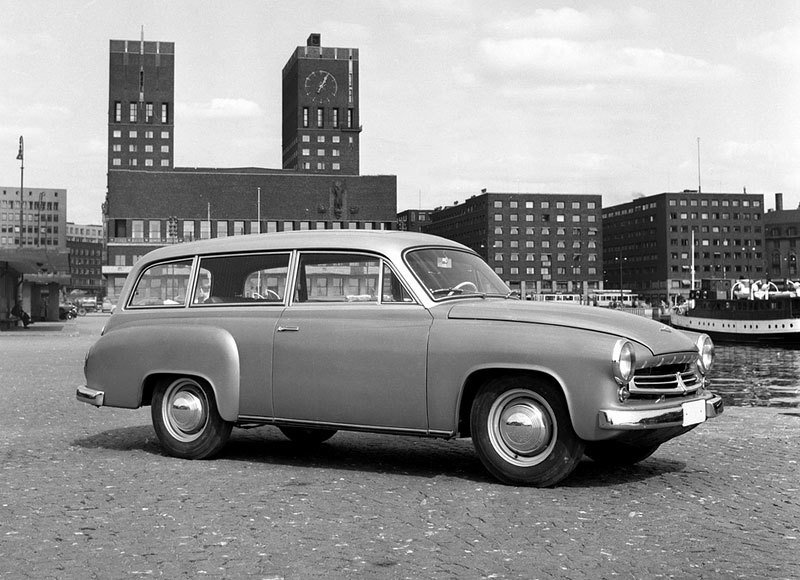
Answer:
[272, 252, 432, 431]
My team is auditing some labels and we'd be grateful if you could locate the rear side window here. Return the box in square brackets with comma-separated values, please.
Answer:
[129, 259, 194, 308]
[192, 252, 290, 305]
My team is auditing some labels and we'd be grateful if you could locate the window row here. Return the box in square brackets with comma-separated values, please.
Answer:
[669, 212, 761, 220]
[128, 252, 413, 308]
[111, 159, 171, 167]
[494, 214, 597, 223]
[114, 219, 393, 241]
[111, 130, 170, 139]
[302, 107, 355, 129]
[493, 266, 599, 277]
[493, 200, 597, 210]
[494, 240, 597, 249]
[113, 101, 170, 124]
[0, 200, 60, 211]
[669, 198, 761, 208]
[493, 253, 598, 262]
[301, 162, 341, 171]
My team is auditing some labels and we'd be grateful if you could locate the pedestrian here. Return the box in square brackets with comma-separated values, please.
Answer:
[11, 302, 32, 328]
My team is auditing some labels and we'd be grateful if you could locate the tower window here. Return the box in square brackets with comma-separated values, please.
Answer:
[332, 108, 339, 128]
[303, 107, 309, 128]
[114, 102, 122, 122]
[145, 102, 153, 122]
[317, 108, 324, 128]
[347, 108, 354, 128]
[129, 103, 137, 123]
[161, 103, 169, 124]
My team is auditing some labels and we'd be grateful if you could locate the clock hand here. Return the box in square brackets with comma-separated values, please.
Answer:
[317, 74, 328, 93]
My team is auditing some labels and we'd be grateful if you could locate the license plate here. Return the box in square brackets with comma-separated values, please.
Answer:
[682, 399, 706, 426]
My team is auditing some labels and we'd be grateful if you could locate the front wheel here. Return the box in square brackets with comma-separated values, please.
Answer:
[584, 442, 660, 466]
[151, 377, 233, 459]
[471, 375, 584, 487]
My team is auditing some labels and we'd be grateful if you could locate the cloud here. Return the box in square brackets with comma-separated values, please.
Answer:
[490, 6, 655, 38]
[738, 24, 800, 66]
[176, 98, 263, 120]
[479, 38, 735, 84]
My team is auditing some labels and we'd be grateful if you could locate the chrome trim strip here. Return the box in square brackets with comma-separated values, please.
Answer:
[76, 385, 105, 407]
[235, 415, 452, 437]
[598, 394, 723, 430]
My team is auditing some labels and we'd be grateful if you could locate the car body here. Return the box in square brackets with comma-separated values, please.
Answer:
[59, 303, 78, 320]
[77, 230, 722, 486]
[101, 298, 114, 313]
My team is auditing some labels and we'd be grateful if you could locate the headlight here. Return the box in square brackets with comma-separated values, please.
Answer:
[695, 334, 714, 375]
[612, 339, 636, 385]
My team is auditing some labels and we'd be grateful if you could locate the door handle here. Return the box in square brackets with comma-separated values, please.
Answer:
[277, 325, 299, 332]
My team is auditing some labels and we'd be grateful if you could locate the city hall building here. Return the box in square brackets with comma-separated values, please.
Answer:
[103, 34, 396, 300]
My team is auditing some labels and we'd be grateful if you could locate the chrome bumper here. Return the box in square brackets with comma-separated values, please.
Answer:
[76, 385, 105, 407]
[598, 395, 723, 430]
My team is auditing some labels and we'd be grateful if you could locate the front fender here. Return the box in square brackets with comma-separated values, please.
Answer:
[85, 325, 240, 421]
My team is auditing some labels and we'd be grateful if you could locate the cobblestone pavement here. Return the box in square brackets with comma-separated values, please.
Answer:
[1, 316, 798, 579]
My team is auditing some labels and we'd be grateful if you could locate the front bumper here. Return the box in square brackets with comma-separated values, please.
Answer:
[76, 385, 105, 407]
[598, 394, 723, 430]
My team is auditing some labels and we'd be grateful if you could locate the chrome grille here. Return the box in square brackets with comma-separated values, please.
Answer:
[630, 363, 701, 397]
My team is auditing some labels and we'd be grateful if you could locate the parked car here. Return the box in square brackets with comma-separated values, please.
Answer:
[59, 303, 78, 320]
[101, 298, 114, 313]
[76, 231, 722, 486]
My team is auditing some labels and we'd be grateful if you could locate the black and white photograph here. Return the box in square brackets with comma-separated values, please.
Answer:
[1, 1, 798, 578]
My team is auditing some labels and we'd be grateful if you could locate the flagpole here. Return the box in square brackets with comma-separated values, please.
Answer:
[17, 136, 24, 248]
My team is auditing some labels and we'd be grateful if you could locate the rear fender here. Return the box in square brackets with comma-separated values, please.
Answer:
[85, 325, 240, 421]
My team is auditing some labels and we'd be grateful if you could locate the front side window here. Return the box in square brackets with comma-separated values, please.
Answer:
[193, 253, 290, 305]
[406, 248, 510, 300]
[294, 253, 380, 303]
[129, 259, 193, 308]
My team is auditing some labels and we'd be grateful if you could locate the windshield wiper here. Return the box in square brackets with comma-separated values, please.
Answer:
[430, 288, 486, 298]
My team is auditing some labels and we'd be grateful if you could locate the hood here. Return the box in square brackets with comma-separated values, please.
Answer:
[445, 300, 695, 355]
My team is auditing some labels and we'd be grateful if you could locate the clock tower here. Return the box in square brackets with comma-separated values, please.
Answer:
[282, 33, 361, 175]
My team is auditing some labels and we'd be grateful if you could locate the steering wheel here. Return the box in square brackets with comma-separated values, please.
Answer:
[253, 290, 282, 301]
[450, 281, 478, 296]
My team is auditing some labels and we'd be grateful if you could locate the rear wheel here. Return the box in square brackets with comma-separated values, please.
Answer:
[279, 426, 337, 446]
[585, 442, 660, 466]
[151, 377, 232, 459]
[471, 375, 584, 487]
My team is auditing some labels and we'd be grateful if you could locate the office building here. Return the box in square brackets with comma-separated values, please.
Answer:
[602, 191, 765, 304]
[423, 192, 603, 296]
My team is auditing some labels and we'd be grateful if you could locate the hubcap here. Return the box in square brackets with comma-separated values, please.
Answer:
[488, 389, 557, 467]
[163, 379, 209, 442]
[499, 402, 551, 456]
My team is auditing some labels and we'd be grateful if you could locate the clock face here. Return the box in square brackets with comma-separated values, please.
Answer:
[304, 70, 338, 103]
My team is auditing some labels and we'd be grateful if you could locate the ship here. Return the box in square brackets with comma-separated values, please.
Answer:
[670, 278, 800, 343]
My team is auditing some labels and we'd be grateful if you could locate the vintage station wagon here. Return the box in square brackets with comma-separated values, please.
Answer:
[77, 230, 722, 486]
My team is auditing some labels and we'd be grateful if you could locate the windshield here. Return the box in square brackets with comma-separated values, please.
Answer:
[406, 248, 511, 300]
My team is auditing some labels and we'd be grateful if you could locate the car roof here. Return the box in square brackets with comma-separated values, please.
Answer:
[139, 230, 471, 263]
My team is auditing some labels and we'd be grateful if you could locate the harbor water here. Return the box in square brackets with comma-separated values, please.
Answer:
[710, 343, 800, 408]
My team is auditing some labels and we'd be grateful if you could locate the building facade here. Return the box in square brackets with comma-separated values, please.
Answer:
[282, 34, 360, 174]
[66, 222, 104, 296]
[0, 187, 67, 248]
[108, 39, 174, 171]
[103, 34, 396, 300]
[602, 191, 765, 304]
[397, 209, 433, 232]
[423, 192, 604, 296]
[764, 193, 799, 281]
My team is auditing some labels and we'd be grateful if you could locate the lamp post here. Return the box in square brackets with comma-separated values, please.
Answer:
[16, 136, 24, 248]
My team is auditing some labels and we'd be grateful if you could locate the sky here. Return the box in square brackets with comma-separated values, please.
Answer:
[1, 0, 798, 225]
